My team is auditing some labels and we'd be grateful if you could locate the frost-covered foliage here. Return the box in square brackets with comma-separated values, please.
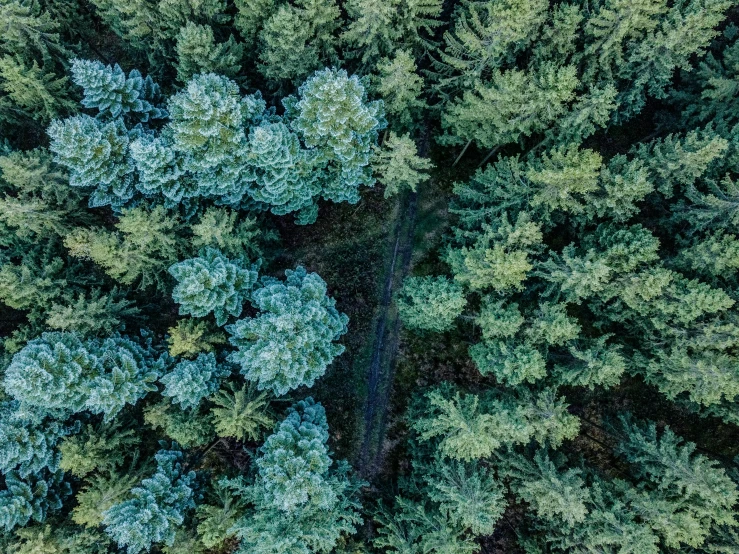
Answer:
[0, 470, 69, 532]
[169, 249, 259, 326]
[70, 59, 165, 121]
[3, 332, 165, 420]
[103, 449, 196, 554]
[160, 353, 230, 410]
[288, 67, 386, 204]
[227, 267, 348, 395]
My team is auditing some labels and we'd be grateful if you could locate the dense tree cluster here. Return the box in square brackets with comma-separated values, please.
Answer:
[1, 0, 739, 552]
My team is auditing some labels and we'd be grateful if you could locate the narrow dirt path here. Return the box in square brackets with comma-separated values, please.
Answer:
[358, 131, 428, 479]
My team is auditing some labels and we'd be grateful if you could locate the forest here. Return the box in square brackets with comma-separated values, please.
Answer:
[1, 0, 739, 551]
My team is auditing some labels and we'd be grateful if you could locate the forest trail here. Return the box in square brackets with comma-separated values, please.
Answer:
[358, 132, 428, 479]
[358, 190, 417, 478]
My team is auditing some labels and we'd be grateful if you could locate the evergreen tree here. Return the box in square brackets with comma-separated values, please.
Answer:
[234, 0, 275, 49]
[372, 132, 433, 198]
[229, 398, 364, 553]
[0, 470, 69, 532]
[424, 458, 506, 535]
[174, 22, 244, 82]
[373, 50, 426, 132]
[169, 248, 258, 326]
[103, 449, 196, 554]
[65, 206, 184, 290]
[245, 121, 320, 218]
[258, 0, 340, 84]
[226, 266, 348, 395]
[210, 382, 273, 442]
[70, 59, 165, 121]
[166, 319, 226, 359]
[288, 68, 386, 205]
[160, 353, 230, 410]
[396, 276, 466, 332]
[47, 115, 135, 209]
[0, 55, 74, 124]
[58, 421, 139, 478]
[144, 401, 215, 447]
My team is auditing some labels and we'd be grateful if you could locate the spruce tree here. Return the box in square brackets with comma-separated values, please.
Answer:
[160, 353, 230, 410]
[372, 132, 433, 198]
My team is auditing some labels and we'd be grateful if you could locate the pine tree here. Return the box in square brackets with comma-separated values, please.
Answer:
[0, 470, 69, 532]
[58, 421, 139, 478]
[4, 332, 164, 420]
[103, 449, 196, 554]
[47, 115, 135, 209]
[0, 401, 72, 476]
[70, 59, 165, 121]
[166, 319, 226, 359]
[289, 68, 386, 204]
[210, 382, 273, 442]
[446, 212, 543, 293]
[499, 449, 591, 526]
[372, 132, 433, 198]
[234, 0, 276, 49]
[439, 63, 578, 150]
[166, 73, 252, 202]
[226, 266, 348, 395]
[144, 401, 215, 447]
[342, 0, 401, 66]
[45, 288, 139, 336]
[229, 398, 364, 553]
[174, 22, 244, 83]
[0, 55, 74, 124]
[65, 205, 184, 290]
[431, 0, 549, 92]
[169, 248, 258, 326]
[396, 275, 466, 332]
[160, 353, 230, 410]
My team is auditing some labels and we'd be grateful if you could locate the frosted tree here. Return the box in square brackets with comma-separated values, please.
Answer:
[0, 470, 69, 532]
[160, 353, 230, 410]
[47, 115, 135, 208]
[245, 121, 320, 218]
[169, 248, 259, 326]
[288, 68, 386, 205]
[227, 266, 348, 395]
[103, 449, 196, 554]
[229, 398, 364, 553]
[70, 58, 165, 121]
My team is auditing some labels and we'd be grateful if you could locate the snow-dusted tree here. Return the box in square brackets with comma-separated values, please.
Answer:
[160, 353, 230, 410]
[70, 58, 165, 121]
[288, 68, 386, 205]
[169, 248, 259, 326]
[227, 266, 348, 395]
[103, 449, 196, 554]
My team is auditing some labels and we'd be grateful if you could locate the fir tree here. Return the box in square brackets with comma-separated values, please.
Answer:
[372, 132, 433, 198]
[210, 382, 273, 442]
[373, 50, 426, 132]
[166, 319, 226, 359]
[70, 59, 165, 121]
[289, 68, 386, 205]
[226, 266, 349, 395]
[0, 470, 69, 532]
[47, 115, 135, 209]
